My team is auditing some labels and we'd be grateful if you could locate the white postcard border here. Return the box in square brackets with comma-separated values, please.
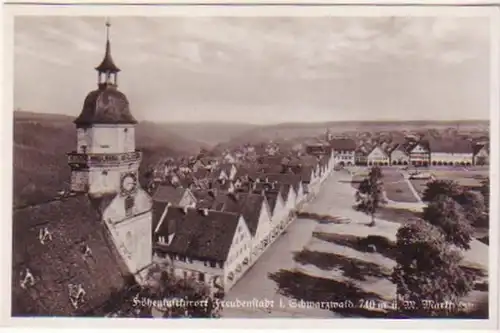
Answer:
[1, 3, 498, 331]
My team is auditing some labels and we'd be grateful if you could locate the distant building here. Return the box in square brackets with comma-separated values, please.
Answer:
[473, 143, 489, 166]
[429, 139, 474, 166]
[355, 146, 369, 166]
[305, 143, 330, 157]
[390, 143, 410, 165]
[367, 145, 390, 166]
[329, 138, 356, 166]
[407, 140, 431, 166]
[152, 184, 197, 207]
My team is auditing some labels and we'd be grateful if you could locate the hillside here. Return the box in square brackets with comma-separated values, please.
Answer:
[216, 119, 490, 150]
[157, 122, 259, 147]
[13, 111, 206, 208]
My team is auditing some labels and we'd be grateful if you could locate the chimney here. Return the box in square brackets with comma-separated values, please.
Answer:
[199, 208, 209, 216]
[183, 206, 189, 214]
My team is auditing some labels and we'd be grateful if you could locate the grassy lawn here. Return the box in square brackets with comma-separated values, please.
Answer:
[381, 169, 405, 182]
[282, 224, 488, 318]
[409, 179, 428, 198]
[384, 181, 419, 203]
[431, 170, 488, 188]
[350, 174, 364, 190]
[352, 169, 418, 203]
[375, 206, 422, 225]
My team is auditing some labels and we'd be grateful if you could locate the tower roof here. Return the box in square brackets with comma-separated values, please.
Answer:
[95, 20, 120, 73]
[75, 19, 136, 126]
[74, 87, 137, 126]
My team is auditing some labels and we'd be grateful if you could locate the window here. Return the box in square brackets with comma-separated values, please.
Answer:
[100, 145, 110, 149]
[183, 271, 187, 279]
[38, 227, 52, 245]
[124, 128, 128, 133]
[102, 170, 108, 175]
[210, 261, 216, 268]
[81, 145, 87, 154]
[125, 196, 134, 216]
[20, 268, 35, 289]
[68, 284, 86, 309]
[198, 272, 205, 282]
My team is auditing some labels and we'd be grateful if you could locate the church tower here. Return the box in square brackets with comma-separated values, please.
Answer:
[68, 20, 139, 197]
[68, 20, 152, 277]
[326, 128, 333, 142]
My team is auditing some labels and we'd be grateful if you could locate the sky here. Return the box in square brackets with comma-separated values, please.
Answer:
[14, 16, 491, 124]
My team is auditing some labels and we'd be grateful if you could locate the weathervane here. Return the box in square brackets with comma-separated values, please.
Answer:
[105, 17, 111, 41]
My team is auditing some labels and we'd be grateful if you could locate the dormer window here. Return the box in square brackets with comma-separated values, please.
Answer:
[82, 244, 93, 259]
[38, 227, 52, 245]
[20, 268, 35, 289]
[68, 284, 86, 309]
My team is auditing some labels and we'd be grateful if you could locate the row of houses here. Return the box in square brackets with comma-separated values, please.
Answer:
[148, 149, 335, 293]
[327, 137, 490, 167]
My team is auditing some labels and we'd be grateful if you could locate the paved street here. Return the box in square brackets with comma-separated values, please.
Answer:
[221, 172, 348, 318]
[220, 168, 489, 318]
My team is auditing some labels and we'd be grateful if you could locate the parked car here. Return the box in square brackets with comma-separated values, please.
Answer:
[409, 172, 432, 180]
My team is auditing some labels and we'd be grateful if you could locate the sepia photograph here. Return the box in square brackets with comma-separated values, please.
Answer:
[2, 4, 498, 329]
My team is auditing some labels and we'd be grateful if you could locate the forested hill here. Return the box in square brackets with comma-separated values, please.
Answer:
[13, 111, 207, 208]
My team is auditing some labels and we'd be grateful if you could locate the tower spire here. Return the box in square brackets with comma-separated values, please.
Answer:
[96, 17, 120, 87]
[106, 17, 110, 42]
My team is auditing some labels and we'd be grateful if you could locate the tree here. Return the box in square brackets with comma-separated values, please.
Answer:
[422, 195, 474, 250]
[422, 179, 461, 203]
[355, 166, 387, 227]
[391, 222, 473, 317]
[479, 177, 489, 207]
[453, 190, 487, 228]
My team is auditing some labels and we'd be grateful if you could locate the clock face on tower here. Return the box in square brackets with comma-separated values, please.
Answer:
[121, 172, 137, 194]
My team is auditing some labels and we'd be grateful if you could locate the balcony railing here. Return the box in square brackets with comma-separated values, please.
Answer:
[68, 150, 142, 165]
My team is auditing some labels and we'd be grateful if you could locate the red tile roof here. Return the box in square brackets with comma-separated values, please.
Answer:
[152, 185, 187, 205]
[261, 173, 302, 194]
[222, 193, 268, 236]
[428, 138, 473, 154]
[154, 207, 240, 262]
[12, 194, 131, 316]
[263, 191, 282, 213]
[329, 138, 357, 151]
[473, 142, 489, 155]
